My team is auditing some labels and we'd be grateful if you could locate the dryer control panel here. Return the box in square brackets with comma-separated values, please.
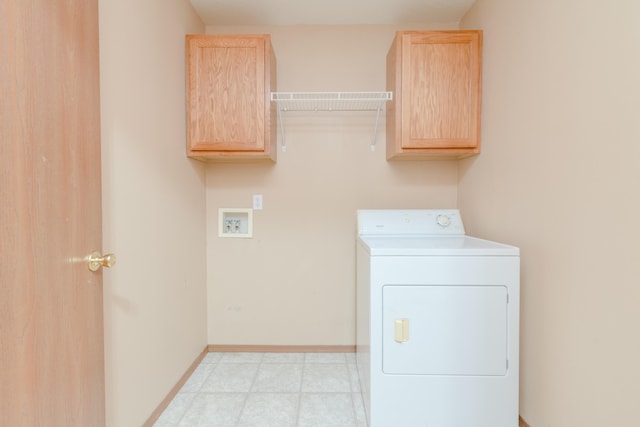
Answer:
[357, 209, 465, 236]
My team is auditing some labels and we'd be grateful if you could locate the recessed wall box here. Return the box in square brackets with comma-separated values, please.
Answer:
[218, 208, 253, 238]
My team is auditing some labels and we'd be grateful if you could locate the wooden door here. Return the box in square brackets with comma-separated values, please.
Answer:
[1, 0, 105, 425]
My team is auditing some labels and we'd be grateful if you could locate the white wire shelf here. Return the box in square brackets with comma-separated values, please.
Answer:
[271, 91, 392, 111]
[270, 91, 393, 152]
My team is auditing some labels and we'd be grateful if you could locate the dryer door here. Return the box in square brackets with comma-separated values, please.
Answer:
[382, 285, 508, 376]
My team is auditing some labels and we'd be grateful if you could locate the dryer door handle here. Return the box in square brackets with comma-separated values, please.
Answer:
[394, 319, 410, 343]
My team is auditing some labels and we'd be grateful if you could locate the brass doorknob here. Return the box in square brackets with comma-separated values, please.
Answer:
[88, 251, 116, 271]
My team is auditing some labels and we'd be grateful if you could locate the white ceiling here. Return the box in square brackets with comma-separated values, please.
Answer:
[190, 0, 476, 26]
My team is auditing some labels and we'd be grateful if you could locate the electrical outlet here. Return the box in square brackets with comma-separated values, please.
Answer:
[253, 194, 263, 210]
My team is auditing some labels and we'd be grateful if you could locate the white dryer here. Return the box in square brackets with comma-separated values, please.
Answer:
[356, 209, 520, 427]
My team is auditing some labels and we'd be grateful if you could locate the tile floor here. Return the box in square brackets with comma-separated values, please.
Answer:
[153, 352, 367, 427]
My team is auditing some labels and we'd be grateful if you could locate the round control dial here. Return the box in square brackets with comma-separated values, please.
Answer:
[436, 214, 451, 227]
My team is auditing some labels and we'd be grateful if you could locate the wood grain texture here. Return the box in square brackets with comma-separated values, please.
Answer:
[387, 30, 482, 160]
[0, 0, 105, 424]
[186, 34, 276, 161]
[409, 43, 471, 141]
[519, 415, 531, 427]
[208, 344, 356, 353]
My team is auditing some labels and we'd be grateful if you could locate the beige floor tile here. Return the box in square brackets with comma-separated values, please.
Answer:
[154, 352, 363, 426]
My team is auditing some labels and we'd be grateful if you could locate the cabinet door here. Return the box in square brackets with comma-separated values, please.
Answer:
[387, 31, 482, 159]
[187, 35, 276, 161]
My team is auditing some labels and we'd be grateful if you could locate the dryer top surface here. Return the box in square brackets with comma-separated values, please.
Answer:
[357, 209, 519, 256]
[358, 235, 519, 256]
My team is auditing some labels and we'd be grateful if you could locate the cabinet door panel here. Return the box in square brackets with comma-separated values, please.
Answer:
[387, 30, 482, 160]
[189, 37, 265, 151]
[401, 32, 480, 150]
[187, 34, 275, 161]
[407, 42, 472, 144]
[197, 44, 263, 149]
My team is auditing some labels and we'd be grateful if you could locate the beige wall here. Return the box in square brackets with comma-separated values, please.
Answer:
[99, 1, 206, 425]
[460, 0, 640, 425]
[204, 24, 459, 346]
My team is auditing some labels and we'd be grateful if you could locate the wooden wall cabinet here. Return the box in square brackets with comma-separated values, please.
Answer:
[186, 34, 277, 162]
[386, 30, 482, 160]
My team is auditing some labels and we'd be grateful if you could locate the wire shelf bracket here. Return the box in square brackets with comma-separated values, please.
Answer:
[271, 91, 393, 152]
